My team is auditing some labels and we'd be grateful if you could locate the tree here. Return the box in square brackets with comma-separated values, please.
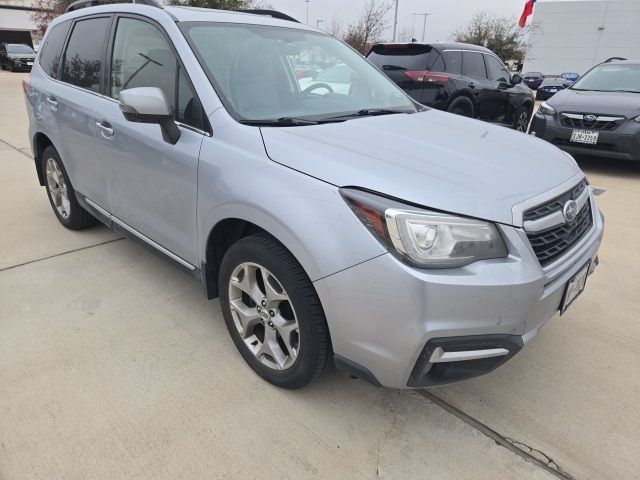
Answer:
[31, 0, 73, 33]
[165, 0, 267, 9]
[452, 11, 532, 62]
[343, 0, 394, 54]
[329, 15, 343, 37]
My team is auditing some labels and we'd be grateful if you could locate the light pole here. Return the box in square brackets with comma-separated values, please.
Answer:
[413, 13, 433, 42]
[392, 0, 399, 42]
[316, 19, 324, 29]
[305, 0, 310, 24]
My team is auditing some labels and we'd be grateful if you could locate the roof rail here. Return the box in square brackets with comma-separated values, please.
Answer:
[603, 56, 627, 63]
[66, 0, 162, 13]
[238, 9, 300, 23]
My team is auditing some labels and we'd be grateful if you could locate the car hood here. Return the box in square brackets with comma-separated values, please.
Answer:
[549, 88, 640, 114]
[260, 109, 581, 226]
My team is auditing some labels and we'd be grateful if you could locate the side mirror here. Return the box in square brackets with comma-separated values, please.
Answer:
[511, 74, 523, 85]
[119, 87, 180, 145]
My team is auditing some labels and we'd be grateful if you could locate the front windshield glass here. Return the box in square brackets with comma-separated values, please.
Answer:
[571, 64, 640, 93]
[7, 44, 34, 54]
[181, 22, 416, 123]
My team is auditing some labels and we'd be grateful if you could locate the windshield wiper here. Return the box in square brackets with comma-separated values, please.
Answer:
[382, 64, 407, 71]
[239, 117, 319, 127]
[319, 108, 410, 122]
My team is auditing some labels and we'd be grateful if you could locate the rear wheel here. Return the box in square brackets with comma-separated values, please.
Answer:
[219, 234, 331, 389]
[42, 145, 98, 230]
[447, 97, 475, 118]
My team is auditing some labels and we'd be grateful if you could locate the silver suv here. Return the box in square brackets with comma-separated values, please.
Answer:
[24, 1, 604, 389]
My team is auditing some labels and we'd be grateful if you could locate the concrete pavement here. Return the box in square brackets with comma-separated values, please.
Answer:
[1, 69, 638, 479]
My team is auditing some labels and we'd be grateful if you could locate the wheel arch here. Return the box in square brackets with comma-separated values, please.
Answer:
[32, 132, 55, 186]
[447, 93, 476, 117]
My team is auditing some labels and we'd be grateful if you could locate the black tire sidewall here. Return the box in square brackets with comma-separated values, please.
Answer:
[219, 235, 328, 389]
[448, 97, 474, 118]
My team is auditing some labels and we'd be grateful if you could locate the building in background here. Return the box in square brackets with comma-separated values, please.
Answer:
[0, 0, 41, 48]
[524, 0, 640, 76]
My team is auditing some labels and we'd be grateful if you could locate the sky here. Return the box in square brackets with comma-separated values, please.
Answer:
[265, 0, 534, 42]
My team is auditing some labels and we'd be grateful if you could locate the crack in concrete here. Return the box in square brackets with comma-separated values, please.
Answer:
[0, 238, 125, 272]
[417, 390, 575, 480]
[0, 137, 32, 159]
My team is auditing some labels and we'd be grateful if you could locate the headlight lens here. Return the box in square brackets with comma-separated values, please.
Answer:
[634, 115, 640, 123]
[341, 189, 508, 268]
[539, 101, 556, 115]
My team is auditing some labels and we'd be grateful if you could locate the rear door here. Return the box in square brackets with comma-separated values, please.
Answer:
[93, 15, 207, 267]
[42, 15, 112, 210]
[366, 44, 432, 101]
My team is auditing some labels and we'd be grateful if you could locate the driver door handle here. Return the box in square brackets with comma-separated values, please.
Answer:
[96, 121, 115, 137]
[468, 82, 476, 89]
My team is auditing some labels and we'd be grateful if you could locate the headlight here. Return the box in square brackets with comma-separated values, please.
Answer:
[341, 189, 508, 268]
[634, 115, 640, 123]
[538, 102, 556, 115]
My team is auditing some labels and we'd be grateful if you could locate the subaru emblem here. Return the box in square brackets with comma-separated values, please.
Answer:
[563, 200, 579, 223]
[583, 114, 597, 122]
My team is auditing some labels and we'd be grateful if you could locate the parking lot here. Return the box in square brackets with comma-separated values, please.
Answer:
[1, 69, 639, 479]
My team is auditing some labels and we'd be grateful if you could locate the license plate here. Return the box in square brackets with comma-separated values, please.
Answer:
[560, 261, 591, 314]
[571, 129, 599, 145]
[549, 88, 558, 93]
[27, 61, 33, 66]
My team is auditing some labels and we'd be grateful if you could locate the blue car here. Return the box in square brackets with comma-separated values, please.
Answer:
[560, 72, 580, 84]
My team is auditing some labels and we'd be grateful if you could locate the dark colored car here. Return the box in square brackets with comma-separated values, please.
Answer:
[560, 72, 580, 84]
[0, 43, 36, 71]
[536, 78, 570, 101]
[530, 60, 640, 162]
[523, 72, 544, 90]
[367, 42, 535, 131]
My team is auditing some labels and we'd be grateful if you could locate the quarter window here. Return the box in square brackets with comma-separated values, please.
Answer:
[462, 52, 487, 79]
[39, 20, 71, 78]
[110, 17, 204, 130]
[62, 17, 111, 92]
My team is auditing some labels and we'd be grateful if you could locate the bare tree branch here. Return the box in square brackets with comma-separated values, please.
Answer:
[343, 0, 394, 54]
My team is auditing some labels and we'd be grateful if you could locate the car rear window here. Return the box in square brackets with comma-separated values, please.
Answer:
[39, 20, 71, 78]
[367, 44, 432, 71]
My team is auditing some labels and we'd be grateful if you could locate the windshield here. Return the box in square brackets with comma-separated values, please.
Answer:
[180, 22, 416, 124]
[571, 64, 640, 93]
[7, 44, 34, 54]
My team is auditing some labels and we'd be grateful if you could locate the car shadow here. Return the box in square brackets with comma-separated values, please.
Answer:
[574, 155, 640, 179]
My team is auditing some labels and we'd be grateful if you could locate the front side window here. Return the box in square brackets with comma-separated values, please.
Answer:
[181, 22, 415, 123]
[484, 54, 509, 83]
[110, 17, 204, 130]
[62, 17, 110, 92]
[462, 52, 487, 79]
[39, 20, 71, 78]
[571, 64, 640, 93]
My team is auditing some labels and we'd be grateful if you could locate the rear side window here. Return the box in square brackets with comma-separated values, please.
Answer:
[39, 20, 71, 78]
[442, 50, 462, 75]
[62, 17, 111, 92]
[462, 51, 487, 79]
[367, 44, 431, 71]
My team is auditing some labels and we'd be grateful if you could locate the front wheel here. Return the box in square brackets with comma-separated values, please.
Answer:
[219, 234, 331, 389]
[514, 105, 532, 132]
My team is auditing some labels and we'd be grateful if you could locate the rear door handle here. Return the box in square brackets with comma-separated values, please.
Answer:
[45, 97, 58, 109]
[96, 121, 115, 138]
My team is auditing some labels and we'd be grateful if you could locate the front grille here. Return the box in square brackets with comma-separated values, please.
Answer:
[524, 180, 593, 267]
[561, 115, 624, 131]
[523, 179, 587, 222]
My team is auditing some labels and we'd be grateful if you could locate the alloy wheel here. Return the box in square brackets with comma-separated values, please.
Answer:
[45, 157, 70, 219]
[517, 111, 529, 132]
[228, 262, 300, 370]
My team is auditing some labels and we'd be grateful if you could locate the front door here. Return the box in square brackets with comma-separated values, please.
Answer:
[93, 15, 208, 267]
[482, 53, 513, 125]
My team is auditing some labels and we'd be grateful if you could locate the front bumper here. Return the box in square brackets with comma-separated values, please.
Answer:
[315, 201, 604, 389]
[531, 111, 640, 161]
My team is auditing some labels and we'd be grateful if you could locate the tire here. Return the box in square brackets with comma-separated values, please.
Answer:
[219, 233, 331, 389]
[42, 145, 98, 230]
[447, 97, 475, 118]
[514, 105, 532, 132]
